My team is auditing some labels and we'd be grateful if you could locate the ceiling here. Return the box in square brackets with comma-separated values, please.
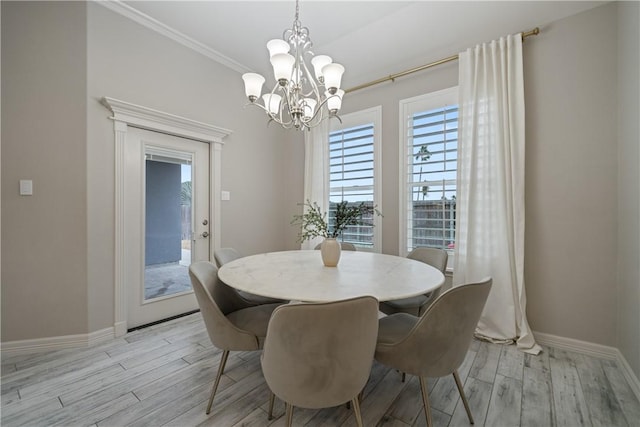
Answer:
[120, 0, 606, 89]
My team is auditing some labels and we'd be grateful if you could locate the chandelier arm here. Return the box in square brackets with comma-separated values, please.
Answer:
[305, 91, 339, 123]
[265, 83, 295, 127]
[246, 100, 292, 128]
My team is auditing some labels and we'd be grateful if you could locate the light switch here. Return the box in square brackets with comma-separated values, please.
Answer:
[221, 191, 231, 201]
[20, 180, 33, 196]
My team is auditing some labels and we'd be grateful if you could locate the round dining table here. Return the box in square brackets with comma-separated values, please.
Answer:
[217, 250, 445, 303]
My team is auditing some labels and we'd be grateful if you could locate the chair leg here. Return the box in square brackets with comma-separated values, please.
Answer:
[285, 403, 294, 427]
[347, 388, 364, 410]
[268, 392, 276, 420]
[351, 396, 364, 427]
[419, 376, 433, 427]
[453, 370, 474, 424]
[402, 372, 406, 382]
[206, 349, 229, 415]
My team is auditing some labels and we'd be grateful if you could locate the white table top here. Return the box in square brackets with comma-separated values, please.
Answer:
[218, 250, 445, 303]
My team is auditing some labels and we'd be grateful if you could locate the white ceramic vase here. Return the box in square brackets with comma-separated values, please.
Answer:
[320, 238, 341, 267]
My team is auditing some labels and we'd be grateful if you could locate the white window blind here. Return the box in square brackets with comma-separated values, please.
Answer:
[399, 87, 458, 255]
[329, 107, 382, 251]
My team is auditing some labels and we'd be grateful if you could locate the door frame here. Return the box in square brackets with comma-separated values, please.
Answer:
[102, 97, 232, 336]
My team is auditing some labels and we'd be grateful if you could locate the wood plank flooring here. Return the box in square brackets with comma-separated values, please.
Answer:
[2, 312, 639, 426]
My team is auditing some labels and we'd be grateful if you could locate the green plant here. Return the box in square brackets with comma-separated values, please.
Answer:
[291, 199, 382, 243]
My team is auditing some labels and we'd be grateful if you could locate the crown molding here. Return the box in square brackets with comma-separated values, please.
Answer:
[96, 0, 250, 74]
[101, 97, 232, 143]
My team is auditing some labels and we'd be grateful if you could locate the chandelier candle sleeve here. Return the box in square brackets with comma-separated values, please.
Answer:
[326, 89, 344, 113]
[241, 0, 345, 130]
[321, 63, 345, 94]
[311, 55, 332, 81]
[267, 39, 290, 56]
[262, 94, 282, 114]
[242, 73, 265, 101]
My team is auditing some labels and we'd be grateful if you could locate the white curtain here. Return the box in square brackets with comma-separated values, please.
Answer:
[301, 120, 330, 250]
[453, 34, 541, 354]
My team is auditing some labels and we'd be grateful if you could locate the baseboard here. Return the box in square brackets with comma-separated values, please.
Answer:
[1, 327, 115, 357]
[114, 321, 128, 337]
[614, 347, 640, 403]
[534, 331, 640, 402]
[534, 331, 618, 360]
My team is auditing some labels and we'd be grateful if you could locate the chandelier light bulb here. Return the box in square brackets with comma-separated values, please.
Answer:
[322, 63, 345, 94]
[326, 89, 344, 113]
[271, 53, 295, 85]
[311, 55, 332, 82]
[262, 93, 282, 114]
[302, 98, 317, 119]
[242, 73, 265, 101]
[266, 39, 290, 57]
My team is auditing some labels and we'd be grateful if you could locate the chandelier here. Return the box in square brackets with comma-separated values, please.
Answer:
[241, 0, 345, 131]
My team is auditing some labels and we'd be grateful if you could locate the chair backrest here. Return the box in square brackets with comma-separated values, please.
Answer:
[261, 296, 379, 409]
[188, 261, 260, 350]
[214, 248, 242, 268]
[385, 278, 491, 378]
[407, 247, 448, 273]
[313, 242, 357, 251]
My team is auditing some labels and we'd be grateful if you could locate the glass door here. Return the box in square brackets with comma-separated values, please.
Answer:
[125, 127, 210, 329]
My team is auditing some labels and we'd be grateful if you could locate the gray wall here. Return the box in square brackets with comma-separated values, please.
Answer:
[1, 1, 89, 340]
[523, 2, 618, 347]
[616, 1, 640, 379]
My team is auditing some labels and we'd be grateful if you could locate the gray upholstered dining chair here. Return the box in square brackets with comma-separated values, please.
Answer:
[188, 261, 284, 415]
[313, 241, 357, 251]
[375, 278, 492, 427]
[379, 247, 448, 317]
[261, 296, 379, 427]
[214, 248, 285, 305]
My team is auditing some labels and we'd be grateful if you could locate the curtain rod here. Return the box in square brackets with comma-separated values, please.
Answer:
[345, 27, 540, 94]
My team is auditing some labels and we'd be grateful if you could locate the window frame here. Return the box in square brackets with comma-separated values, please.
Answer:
[398, 86, 458, 258]
[329, 106, 382, 252]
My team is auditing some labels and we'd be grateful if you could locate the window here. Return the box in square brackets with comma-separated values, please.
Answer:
[399, 87, 458, 257]
[328, 106, 382, 251]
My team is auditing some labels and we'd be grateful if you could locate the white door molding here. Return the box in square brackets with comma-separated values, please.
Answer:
[102, 97, 231, 336]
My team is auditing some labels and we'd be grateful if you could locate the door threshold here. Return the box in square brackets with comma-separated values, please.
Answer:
[127, 309, 200, 333]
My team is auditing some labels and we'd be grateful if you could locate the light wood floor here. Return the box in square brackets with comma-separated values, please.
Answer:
[2, 312, 639, 426]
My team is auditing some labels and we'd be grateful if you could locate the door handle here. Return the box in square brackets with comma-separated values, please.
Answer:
[201, 231, 210, 238]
